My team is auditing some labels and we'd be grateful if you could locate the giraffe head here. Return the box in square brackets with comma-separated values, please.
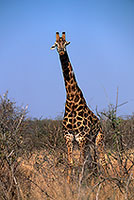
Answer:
[51, 32, 70, 55]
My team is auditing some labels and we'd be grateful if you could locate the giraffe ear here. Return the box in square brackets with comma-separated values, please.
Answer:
[51, 43, 57, 50]
[65, 41, 70, 46]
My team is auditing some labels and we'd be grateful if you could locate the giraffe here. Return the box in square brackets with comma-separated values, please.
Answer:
[51, 32, 106, 182]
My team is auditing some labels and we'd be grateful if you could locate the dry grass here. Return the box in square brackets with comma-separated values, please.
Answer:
[15, 148, 134, 200]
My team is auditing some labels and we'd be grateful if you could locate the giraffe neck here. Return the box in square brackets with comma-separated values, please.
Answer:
[59, 51, 80, 96]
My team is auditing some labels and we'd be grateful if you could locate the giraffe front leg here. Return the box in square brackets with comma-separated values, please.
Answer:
[95, 131, 107, 175]
[79, 140, 85, 165]
[75, 134, 85, 165]
[64, 133, 74, 183]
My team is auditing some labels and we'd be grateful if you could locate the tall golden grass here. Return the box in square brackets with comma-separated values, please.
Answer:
[16, 148, 134, 200]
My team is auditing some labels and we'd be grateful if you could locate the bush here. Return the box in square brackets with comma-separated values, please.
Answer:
[0, 92, 27, 199]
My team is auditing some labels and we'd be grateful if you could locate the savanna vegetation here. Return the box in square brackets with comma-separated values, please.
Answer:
[0, 92, 134, 200]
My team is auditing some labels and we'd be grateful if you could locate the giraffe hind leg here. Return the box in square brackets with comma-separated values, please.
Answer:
[78, 139, 96, 185]
[77, 137, 93, 168]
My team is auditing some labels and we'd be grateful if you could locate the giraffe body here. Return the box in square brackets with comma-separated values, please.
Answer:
[51, 32, 106, 182]
[61, 52, 100, 145]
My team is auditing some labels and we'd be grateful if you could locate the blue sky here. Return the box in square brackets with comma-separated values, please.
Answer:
[0, 0, 134, 118]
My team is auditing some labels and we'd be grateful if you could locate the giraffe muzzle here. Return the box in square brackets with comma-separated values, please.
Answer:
[59, 50, 65, 55]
